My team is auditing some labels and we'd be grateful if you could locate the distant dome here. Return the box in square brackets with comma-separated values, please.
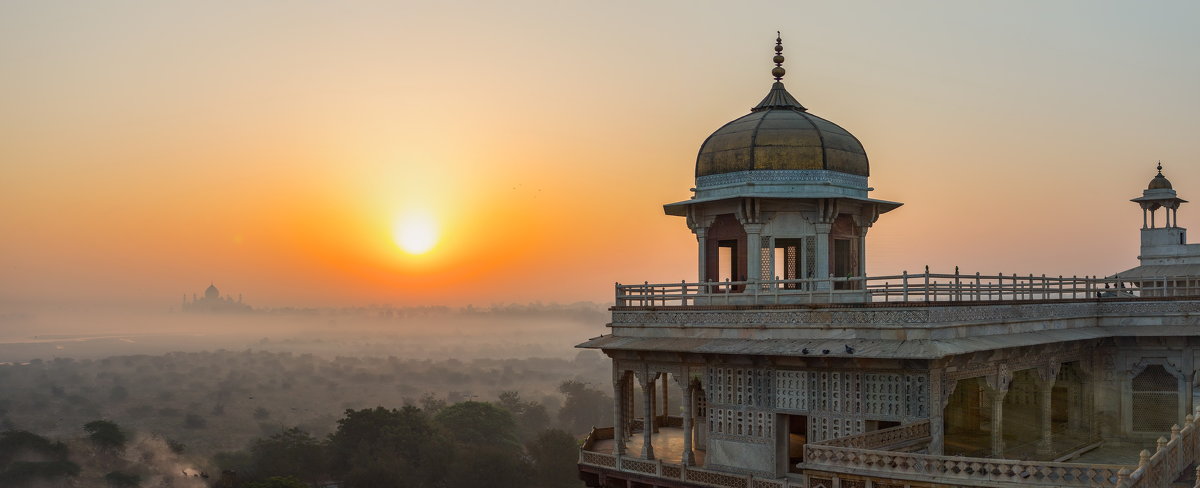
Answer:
[695, 84, 869, 178]
[204, 284, 219, 299]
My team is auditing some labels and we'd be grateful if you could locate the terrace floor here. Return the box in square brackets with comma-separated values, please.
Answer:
[589, 427, 707, 467]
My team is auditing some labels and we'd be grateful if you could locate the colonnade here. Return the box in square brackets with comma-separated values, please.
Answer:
[943, 362, 1093, 459]
[612, 367, 703, 465]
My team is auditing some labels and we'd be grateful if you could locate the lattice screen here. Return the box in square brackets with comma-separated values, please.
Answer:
[804, 237, 816, 279]
[760, 237, 771, 282]
[1132, 365, 1179, 432]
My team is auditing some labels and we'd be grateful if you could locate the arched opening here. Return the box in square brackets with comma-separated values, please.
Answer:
[943, 377, 988, 456]
[705, 214, 747, 291]
[1003, 369, 1041, 450]
[1132, 364, 1179, 433]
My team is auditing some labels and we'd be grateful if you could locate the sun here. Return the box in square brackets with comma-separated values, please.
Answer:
[393, 211, 439, 255]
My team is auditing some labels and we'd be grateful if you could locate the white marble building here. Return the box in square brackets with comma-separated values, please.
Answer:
[577, 36, 1200, 488]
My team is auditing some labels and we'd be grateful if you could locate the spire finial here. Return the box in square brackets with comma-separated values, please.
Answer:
[1157, 160, 1163, 175]
[772, 32, 785, 82]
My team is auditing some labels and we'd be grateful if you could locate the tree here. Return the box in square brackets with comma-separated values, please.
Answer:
[84, 420, 127, 452]
[246, 475, 308, 488]
[526, 429, 581, 488]
[184, 413, 207, 429]
[105, 470, 141, 487]
[328, 406, 451, 488]
[557, 380, 612, 434]
[496, 391, 551, 442]
[433, 401, 518, 446]
[434, 402, 528, 488]
[249, 427, 325, 484]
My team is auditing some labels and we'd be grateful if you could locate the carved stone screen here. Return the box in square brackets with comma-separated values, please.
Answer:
[1132, 364, 1179, 432]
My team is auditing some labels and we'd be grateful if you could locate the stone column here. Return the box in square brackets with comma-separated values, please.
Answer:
[991, 387, 1008, 457]
[814, 223, 832, 289]
[744, 223, 763, 283]
[641, 372, 656, 460]
[929, 369, 947, 455]
[613, 371, 626, 455]
[628, 381, 638, 438]
[696, 228, 708, 285]
[650, 376, 659, 434]
[1038, 376, 1057, 456]
[857, 226, 869, 279]
[681, 380, 696, 466]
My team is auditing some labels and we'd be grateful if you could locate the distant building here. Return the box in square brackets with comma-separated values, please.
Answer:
[577, 34, 1200, 488]
[182, 283, 252, 313]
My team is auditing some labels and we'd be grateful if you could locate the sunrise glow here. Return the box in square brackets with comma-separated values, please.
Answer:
[394, 211, 439, 255]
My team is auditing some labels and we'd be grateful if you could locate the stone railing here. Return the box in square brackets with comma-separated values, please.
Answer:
[1123, 409, 1200, 488]
[815, 420, 930, 450]
[615, 270, 1200, 307]
[581, 426, 614, 451]
[578, 449, 804, 488]
[803, 443, 1130, 487]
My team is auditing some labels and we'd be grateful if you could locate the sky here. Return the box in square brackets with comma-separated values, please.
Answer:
[2, 1, 1198, 309]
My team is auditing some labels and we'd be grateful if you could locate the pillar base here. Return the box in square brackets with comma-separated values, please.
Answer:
[642, 445, 655, 460]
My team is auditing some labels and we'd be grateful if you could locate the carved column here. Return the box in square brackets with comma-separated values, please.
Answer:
[929, 368, 950, 455]
[743, 223, 763, 283]
[680, 377, 696, 466]
[641, 371, 656, 459]
[990, 388, 1008, 457]
[988, 369, 1012, 458]
[612, 369, 626, 455]
[649, 375, 659, 434]
[695, 227, 708, 284]
[1037, 371, 1058, 456]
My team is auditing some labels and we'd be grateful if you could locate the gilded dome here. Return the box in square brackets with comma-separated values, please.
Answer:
[695, 36, 868, 179]
[696, 83, 869, 178]
[1149, 164, 1172, 190]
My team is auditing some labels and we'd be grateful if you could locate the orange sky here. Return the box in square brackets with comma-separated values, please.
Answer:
[2, 1, 1198, 308]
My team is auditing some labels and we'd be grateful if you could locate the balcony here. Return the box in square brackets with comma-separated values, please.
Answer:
[581, 415, 1200, 488]
[615, 271, 1200, 308]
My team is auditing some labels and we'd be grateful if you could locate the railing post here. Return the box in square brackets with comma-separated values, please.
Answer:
[975, 272, 981, 301]
[954, 266, 961, 301]
[902, 271, 909, 302]
[924, 265, 930, 302]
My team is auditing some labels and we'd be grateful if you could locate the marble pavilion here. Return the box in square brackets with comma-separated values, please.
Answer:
[576, 35, 1200, 488]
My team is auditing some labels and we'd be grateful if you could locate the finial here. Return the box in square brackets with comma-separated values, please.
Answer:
[1157, 160, 1163, 176]
[772, 32, 785, 82]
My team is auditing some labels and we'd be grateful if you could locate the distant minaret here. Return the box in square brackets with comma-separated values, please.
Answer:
[1131, 162, 1191, 265]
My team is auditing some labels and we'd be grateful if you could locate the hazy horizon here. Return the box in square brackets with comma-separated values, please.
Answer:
[3, 1, 1199, 310]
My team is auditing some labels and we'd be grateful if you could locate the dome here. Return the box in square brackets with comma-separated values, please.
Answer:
[204, 284, 219, 299]
[696, 84, 869, 178]
[695, 38, 868, 179]
[1149, 164, 1172, 190]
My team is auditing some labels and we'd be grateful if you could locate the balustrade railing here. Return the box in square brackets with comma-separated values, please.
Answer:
[803, 443, 1130, 487]
[1124, 408, 1200, 488]
[813, 420, 930, 450]
[578, 448, 805, 488]
[616, 270, 1200, 307]
[581, 412, 1200, 488]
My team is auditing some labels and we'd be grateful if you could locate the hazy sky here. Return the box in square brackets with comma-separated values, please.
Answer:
[2, 1, 1198, 308]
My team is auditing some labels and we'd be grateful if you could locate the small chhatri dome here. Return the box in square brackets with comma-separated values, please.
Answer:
[696, 33, 869, 179]
[204, 283, 219, 299]
[1149, 162, 1173, 190]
